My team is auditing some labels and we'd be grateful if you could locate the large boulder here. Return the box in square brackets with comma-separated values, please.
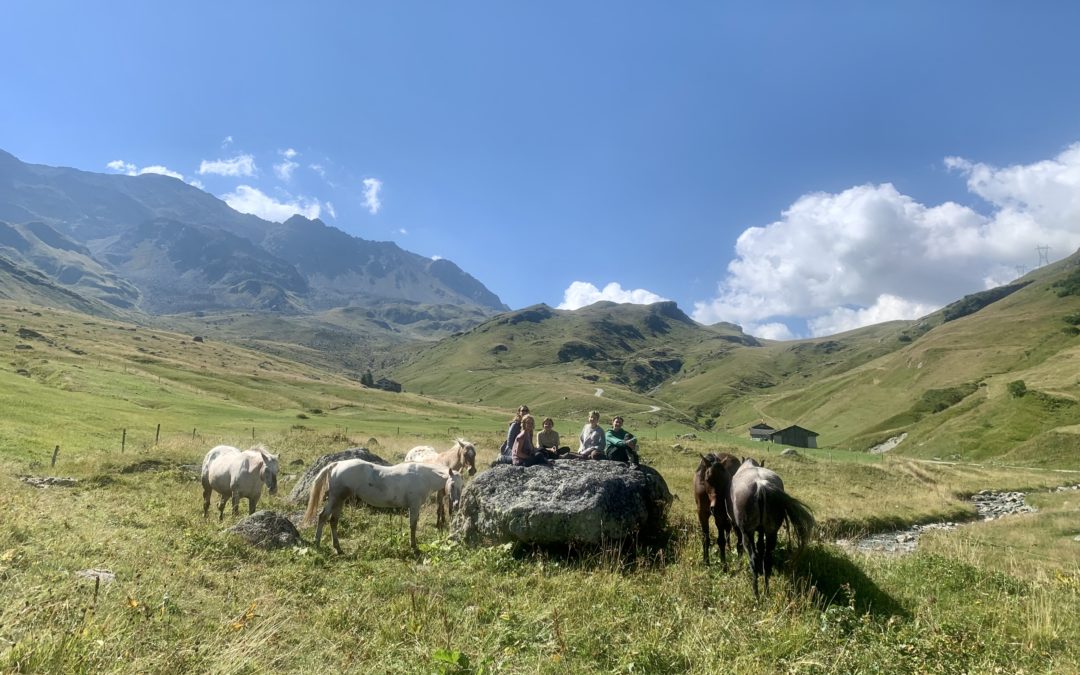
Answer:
[452, 461, 672, 547]
[228, 510, 302, 549]
[286, 448, 389, 505]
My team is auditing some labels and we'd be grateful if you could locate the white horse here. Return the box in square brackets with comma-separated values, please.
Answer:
[201, 444, 280, 520]
[302, 459, 463, 555]
[404, 438, 478, 476]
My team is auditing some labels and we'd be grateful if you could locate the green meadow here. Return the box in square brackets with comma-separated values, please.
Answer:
[2, 302, 1079, 673]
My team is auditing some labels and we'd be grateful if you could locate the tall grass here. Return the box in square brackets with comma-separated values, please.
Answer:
[2, 430, 1078, 673]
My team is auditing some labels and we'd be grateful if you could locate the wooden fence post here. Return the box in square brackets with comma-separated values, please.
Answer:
[121, 429, 126, 453]
[51, 445, 59, 467]
[192, 427, 196, 439]
[252, 427, 255, 440]
[155, 424, 161, 445]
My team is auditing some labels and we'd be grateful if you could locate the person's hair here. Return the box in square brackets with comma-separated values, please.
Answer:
[612, 416, 624, 424]
[542, 417, 554, 426]
[513, 404, 530, 422]
[521, 414, 535, 427]
[589, 410, 600, 419]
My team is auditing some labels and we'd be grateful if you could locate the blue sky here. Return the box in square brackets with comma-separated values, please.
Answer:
[3, 2, 1080, 338]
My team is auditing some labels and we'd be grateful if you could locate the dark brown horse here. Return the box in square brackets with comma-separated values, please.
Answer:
[730, 458, 815, 597]
[693, 452, 741, 566]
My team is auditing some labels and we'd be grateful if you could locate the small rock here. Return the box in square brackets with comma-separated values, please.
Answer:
[228, 511, 302, 549]
[781, 448, 799, 457]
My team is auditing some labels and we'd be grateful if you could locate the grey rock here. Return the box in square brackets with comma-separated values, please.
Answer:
[20, 476, 78, 488]
[451, 460, 672, 547]
[228, 510, 302, 549]
[286, 448, 390, 505]
[781, 448, 800, 457]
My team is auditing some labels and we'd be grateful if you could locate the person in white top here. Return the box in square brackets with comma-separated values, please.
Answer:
[577, 410, 605, 459]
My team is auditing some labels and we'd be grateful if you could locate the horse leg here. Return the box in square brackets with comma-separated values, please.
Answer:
[329, 510, 343, 555]
[231, 491, 240, 516]
[714, 507, 728, 568]
[764, 530, 778, 595]
[409, 505, 420, 557]
[754, 530, 768, 597]
[740, 528, 758, 598]
[248, 494, 258, 515]
[436, 488, 446, 529]
[202, 484, 212, 519]
[218, 491, 229, 521]
[697, 506, 711, 565]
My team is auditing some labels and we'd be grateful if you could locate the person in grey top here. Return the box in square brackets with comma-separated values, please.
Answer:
[577, 410, 605, 459]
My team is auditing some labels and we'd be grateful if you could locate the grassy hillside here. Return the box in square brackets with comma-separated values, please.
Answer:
[701, 254, 1080, 466]
[2, 298, 1079, 672]
[392, 301, 757, 424]
[0, 302, 513, 459]
[391, 254, 1080, 468]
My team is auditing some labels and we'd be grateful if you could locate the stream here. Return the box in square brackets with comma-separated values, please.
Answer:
[837, 484, 1079, 555]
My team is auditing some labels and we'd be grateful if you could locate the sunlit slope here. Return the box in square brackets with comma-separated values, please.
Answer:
[392, 301, 758, 420]
[0, 301, 507, 458]
[706, 253, 1080, 465]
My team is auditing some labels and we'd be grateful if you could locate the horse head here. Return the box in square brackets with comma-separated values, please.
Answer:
[256, 446, 279, 494]
[458, 439, 477, 476]
[446, 469, 464, 516]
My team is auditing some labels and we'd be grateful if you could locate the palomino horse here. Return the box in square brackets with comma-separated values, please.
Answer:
[201, 444, 280, 520]
[693, 452, 742, 566]
[302, 459, 463, 555]
[404, 438, 477, 477]
[730, 458, 815, 598]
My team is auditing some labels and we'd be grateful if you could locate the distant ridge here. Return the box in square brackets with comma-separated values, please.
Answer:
[0, 149, 507, 315]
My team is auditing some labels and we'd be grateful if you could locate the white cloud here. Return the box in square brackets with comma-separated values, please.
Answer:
[138, 165, 184, 180]
[746, 322, 797, 341]
[107, 159, 186, 182]
[692, 143, 1080, 338]
[325, 201, 336, 219]
[198, 154, 256, 177]
[431, 255, 443, 261]
[309, 163, 325, 177]
[274, 159, 298, 182]
[363, 177, 383, 214]
[106, 159, 136, 174]
[807, 294, 938, 337]
[274, 148, 299, 181]
[222, 135, 234, 148]
[557, 281, 669, 310]
[221, 185, 321, 222]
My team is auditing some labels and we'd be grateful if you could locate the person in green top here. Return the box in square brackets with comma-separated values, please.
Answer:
[605, 415, 641, 468]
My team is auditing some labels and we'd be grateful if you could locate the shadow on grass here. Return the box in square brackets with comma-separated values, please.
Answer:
[507, 523, 686, 573]
[788, 545, 909, 619]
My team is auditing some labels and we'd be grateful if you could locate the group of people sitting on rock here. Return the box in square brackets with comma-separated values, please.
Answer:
[494, 405, 642, 469]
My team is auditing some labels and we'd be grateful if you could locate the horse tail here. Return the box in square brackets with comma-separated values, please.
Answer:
[303, 463, 335, 527]
[778, 491, 816, 551]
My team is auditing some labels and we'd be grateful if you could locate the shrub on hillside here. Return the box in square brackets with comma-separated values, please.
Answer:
[913, 383, 979, 413]
[1007, 380, 1027, 398]
[940, 282, 1029, 322]
[1051, 267, 1080, 297]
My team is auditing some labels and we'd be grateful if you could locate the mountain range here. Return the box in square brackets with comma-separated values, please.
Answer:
[0, 149, 507, 315]
[2, 149, 1078, 466]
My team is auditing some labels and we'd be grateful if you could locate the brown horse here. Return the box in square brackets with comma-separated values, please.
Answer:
[730, 458, 815, 597]
[693, 452, 742, 565]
